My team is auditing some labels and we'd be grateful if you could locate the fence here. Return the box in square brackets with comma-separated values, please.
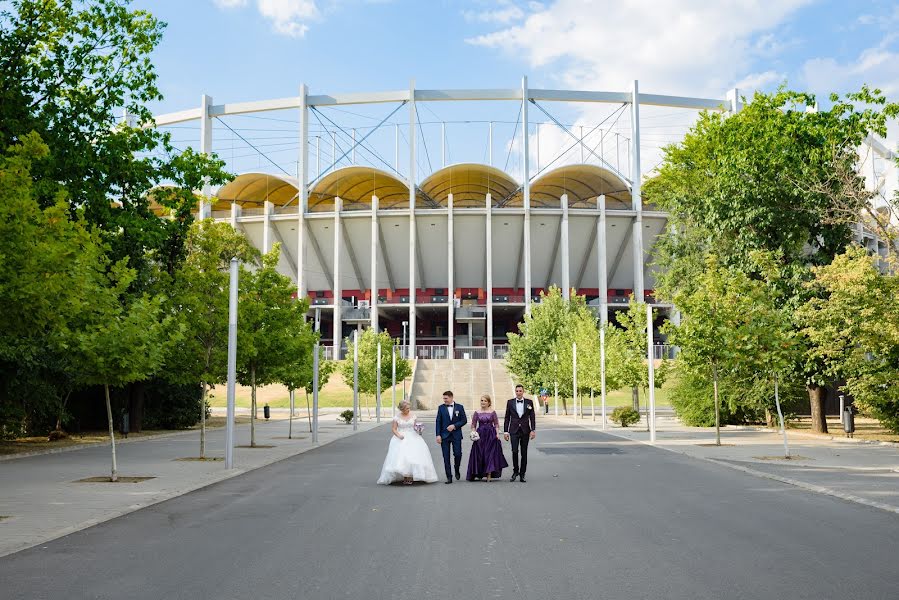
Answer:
[454, 346, 488, 359]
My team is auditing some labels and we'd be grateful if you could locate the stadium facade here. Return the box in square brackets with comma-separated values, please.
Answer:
[152, 80, 898, 361]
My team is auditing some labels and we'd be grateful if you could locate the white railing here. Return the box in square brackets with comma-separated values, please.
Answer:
[455, 346, 488, 359]
[492, 344, 510, 359]
[652, 344, 676, 360]
[415, 345, 450, 360]
[320, 346, 335, 361]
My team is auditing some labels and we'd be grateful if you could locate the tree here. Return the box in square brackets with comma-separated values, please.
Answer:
[506, 287, 570, 397]
[648, 86, 899, 432]
[166, 220, 259, 457]
[798, 247, 899, 432]
[0, 0, 231, 288]
[664, 255, 776, 445]
[237, 244, 310, 447]
[75, 265, 169, 481]
[302, 359, 336, 431]
[341, 329, 412, 411]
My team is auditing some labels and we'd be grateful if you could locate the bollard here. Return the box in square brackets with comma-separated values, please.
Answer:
[263, 404, 271, 420]
[120, 411, 130, 438]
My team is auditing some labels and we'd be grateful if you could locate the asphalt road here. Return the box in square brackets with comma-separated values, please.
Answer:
[3, 422, 898, 600]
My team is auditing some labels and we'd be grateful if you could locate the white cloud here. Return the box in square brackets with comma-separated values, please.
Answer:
[463, 1, 525, 24]
[466, 0, 811, 96]
[466, 0, 812, 175]
[734, 70, 784, 93]
[213, 0, 319, 37]
[802, 35, 899, 97]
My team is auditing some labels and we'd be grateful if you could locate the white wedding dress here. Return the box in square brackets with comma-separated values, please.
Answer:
[377, 414, 439, 484]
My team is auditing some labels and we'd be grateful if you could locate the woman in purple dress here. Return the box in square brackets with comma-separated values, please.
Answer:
[466, 394, 509, 482]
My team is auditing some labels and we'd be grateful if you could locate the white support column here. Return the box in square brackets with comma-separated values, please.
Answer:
[199, 94, 213, 219]
[726, 88, 742, 114]
[408, 80, 417, 355]
[447, 193, 455, 357]
[630, 80, 645, 303]
[263, 200, 273, 254]
[597, 194, 608, 324]
[561, 193, 570, 300]
[333, 197, 342, 355]
[370, 195, 379, 332]
[522, 76, 533, 314]
[488, 122, 494, 168]
[230, 202, 241, 229]
[297, 84, 309, 298]
[486, 193, 494, 356]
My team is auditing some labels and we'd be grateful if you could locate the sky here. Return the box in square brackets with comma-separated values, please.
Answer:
[135, 0, 899, 184]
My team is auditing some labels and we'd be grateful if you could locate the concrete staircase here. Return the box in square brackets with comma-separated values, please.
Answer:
[409, 359, 517, 410]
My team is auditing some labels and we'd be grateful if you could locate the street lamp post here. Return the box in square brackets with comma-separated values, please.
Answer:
[401, 320, 409, 401]
[312, 308, 320, 444]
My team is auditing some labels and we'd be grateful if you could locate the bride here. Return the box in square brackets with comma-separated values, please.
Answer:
[377, 400, 439, 485]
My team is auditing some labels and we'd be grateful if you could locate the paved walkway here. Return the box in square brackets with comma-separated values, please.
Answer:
[551, 414, 899, 514]
[3, 418, 899, 599]
[0, 412, 382, 558]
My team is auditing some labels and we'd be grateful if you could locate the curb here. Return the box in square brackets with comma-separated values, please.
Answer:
[551, 417, 899, 518]
[0, 422, 384, 559]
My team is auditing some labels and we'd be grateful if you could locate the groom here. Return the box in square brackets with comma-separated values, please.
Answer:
[435, 390, 466, 484]
[504, 384, 536, 482]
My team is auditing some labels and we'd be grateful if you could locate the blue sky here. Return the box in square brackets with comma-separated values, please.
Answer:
[136, 0, 899, 179]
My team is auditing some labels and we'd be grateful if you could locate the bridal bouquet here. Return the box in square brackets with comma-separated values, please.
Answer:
[413, 421, 425, 435]
[469, 430, 480, 442]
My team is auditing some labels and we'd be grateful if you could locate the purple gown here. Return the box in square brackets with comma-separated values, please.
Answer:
[466, 411, 509, 480]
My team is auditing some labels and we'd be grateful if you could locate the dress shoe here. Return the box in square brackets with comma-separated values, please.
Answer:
[445, 478, 453, 484]
[519, 475, 527, 483]
[510, 472, 519, 482]
[455, 468, 461, 480]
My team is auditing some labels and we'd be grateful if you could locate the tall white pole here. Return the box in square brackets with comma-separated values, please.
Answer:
[646, 303, 656, 443]
[774, 376, 789, 458]
[590, 389, 595, 421]
[408, 79, 417, 355]
[572, 342, 578, 421]
[353, 329, 359, 431]
[376, 342, 382, 423]
[522, 76, 532, 315]
[631, 80, 644, 302]
[288, 389, 294, 439]
[554, 380, 559, 417]
[297, 84, 308, 299]
[600, 325, 607, 430]
[312, 308, 320, 444]
[391, 344, 397, 418]
[225, 258, 238, 469]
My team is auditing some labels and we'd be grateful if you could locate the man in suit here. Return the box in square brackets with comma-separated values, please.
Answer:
[435, 390, 466, 484]
[503, 384, 536, 482]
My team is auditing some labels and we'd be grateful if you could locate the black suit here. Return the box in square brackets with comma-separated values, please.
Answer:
[503, 398, 536, 476]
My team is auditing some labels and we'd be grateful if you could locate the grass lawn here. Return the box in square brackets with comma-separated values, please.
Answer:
[207, 370, 675, 410]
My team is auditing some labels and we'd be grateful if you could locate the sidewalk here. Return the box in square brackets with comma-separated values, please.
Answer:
[546, 414, 899, 515]
[0, 412, 384, 558]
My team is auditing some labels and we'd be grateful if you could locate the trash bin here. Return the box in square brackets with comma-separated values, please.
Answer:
[843, 406, 855, 437]
[263, 404, 271, 420]
[120, 411, 130, 438]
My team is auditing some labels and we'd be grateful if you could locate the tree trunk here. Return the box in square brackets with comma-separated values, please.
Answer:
[55, 390, 72, 432]
[105, 384, 118, 482]
[713, 365, 721, 446]
[632, 386, 640, 412]
[561, 397, 568, 415]
[774, 376, 790, 458]
[129, 381, 145, 433]
[200, 381, 207, 458]
[250, 367, 256, 447]
[306, 391, 313, 433]
[808, 384, 828, 434]
[765, 408, 776, 428]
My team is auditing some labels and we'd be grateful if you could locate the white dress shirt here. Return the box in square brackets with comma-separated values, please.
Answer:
[445, 403, 455, 424]
[515, 399, 525, 418]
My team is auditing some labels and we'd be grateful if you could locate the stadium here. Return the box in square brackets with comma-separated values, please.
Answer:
[151, 79, 897, 365]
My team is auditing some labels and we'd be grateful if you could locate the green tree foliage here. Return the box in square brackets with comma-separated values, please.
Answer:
[648, 86, 899, 432]
[614, 299, 670, 412]
[166, 219, 259, 456]
[341, 329, 412, 409]
[0, 0, 231, 285]
[798, 247, 899, 432]
[237, 244, 311, 446]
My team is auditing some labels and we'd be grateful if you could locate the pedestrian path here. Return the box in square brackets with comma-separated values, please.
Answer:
[0, 413, 382, 557]
[548, 414, 899, 514]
